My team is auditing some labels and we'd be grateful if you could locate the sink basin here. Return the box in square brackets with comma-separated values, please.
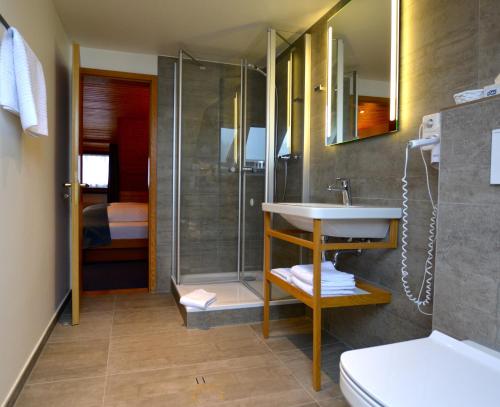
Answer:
[262, 203, 402, 239]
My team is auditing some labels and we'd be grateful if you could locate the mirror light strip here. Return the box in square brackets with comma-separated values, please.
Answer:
[325, 25, 333, 144]
[286, 55, 293, 145]
[336, 38, 344, 143]
[389, 0, 400, 122]
[302, 34, 311, 201]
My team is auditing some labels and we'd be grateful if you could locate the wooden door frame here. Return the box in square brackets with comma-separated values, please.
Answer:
[71, 44, 81, 325]
[80, 67, 158, 291]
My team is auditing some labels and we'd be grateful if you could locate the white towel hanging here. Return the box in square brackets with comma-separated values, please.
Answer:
[0, 27, 48, 137]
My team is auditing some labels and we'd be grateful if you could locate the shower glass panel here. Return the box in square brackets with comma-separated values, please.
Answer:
[240, 67, 267, 290]
[177, 58, 242, 283]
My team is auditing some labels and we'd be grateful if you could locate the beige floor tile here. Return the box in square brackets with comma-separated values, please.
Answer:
[114, 292, 176, 310]
[108, 331, 271, 374]
[16, 292, 351, 406]
[252, 317, 340, 352]
[251, 317, 314, 337]
[15, 377, 105, 407]
[80, 296, 116, 313]
[275, 344, 346, 401]
[111, 306, 184, 337]
[104, 364, 313, 407]
[319, 397, 350, 406]
[214, 390, 317, 407]
[49, 312, 114, 343]
[28, 339, 109, 384]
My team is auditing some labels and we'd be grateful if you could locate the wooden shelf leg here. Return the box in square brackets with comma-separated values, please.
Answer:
[312, 218, 322, 391]
[263, 211, 271, 339]
[312, 305, 322, 391]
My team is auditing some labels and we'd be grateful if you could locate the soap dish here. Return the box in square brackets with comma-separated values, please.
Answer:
[453, 89, 484, 104]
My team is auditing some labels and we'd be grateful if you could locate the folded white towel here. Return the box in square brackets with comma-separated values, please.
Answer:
[180, 289, 216, 310]
[291, 276, 356, 297]
[0, 28, 48, 137]
[271, 268, 293, 283]
[291, 263, 355, 286]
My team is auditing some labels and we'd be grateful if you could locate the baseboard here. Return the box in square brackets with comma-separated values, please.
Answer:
[1, 290, 71, 407]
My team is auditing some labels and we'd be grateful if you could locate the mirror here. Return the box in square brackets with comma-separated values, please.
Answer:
[326, 0, 399, 145]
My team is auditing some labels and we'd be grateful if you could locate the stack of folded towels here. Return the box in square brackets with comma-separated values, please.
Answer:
[271, 261, 356, 297]
[180, 289, 217, 310]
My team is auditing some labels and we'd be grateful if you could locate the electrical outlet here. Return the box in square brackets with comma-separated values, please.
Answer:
[421, 113, 441, 151]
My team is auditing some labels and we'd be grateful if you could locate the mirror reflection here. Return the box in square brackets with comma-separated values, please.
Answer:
[326, 0, 399, 145]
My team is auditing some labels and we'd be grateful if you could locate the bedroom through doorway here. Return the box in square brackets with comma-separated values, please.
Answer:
[80, 68, 157, 294]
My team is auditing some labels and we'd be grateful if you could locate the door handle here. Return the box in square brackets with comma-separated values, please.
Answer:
[63, 183, 89, 188]
[228, 166, 254, 173]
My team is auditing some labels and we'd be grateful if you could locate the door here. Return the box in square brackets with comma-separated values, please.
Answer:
[69, 44, 81, 325]
[174, 53, 242, 283]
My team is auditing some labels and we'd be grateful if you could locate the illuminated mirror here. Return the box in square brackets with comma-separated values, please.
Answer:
[326, 0, 399, 145]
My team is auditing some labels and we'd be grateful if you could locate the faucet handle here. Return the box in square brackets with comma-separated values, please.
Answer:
[336, 177, 350, 188]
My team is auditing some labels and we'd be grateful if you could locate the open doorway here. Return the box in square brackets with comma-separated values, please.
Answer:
[80, 68, 157, 294]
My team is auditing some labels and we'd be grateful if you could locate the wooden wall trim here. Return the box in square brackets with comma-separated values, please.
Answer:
[80, 67, 156, 83]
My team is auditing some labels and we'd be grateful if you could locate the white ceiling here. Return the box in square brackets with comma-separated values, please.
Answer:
[53, 0, 338, 65]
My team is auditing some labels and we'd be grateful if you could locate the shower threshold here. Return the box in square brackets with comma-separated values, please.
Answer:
[172, 278, 303, 329]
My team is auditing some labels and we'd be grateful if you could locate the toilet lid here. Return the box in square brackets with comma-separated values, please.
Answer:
[340, 331, 500, 407]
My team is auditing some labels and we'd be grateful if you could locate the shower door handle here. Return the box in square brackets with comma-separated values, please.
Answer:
[228, 166, 254, 173]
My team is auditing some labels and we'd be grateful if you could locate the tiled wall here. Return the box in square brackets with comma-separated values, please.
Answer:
[433, 96, 500, 350]
[301, 0, 500, 347]
[272, 38, 306, 268]
[156, 57, 175, 292]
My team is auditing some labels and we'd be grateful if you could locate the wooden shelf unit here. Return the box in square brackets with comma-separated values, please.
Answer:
[262, 212, 398, 391]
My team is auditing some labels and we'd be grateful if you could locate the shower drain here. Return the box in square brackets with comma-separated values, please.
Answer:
[195, 376, 206, 384]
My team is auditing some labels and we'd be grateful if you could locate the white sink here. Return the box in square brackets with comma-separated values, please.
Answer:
[262, 203, 402, 239]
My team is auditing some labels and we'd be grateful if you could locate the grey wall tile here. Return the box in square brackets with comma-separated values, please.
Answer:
[433, 97, 500, 350]
[304, 0, 500, 348]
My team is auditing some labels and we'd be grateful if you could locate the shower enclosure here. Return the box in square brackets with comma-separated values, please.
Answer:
[171, 50, 268, 293]
[171, 30, 310, 299]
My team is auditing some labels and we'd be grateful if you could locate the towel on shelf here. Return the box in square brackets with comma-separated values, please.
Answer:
[180, 289, 217, 310]
[271, 268, 293, 283]
[291, 276, 356, 297]
[0, 27, 48, 137]
[291, 263, 355, 286]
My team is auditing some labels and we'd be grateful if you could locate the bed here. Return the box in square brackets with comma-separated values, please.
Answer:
[83, 202, 149, 263]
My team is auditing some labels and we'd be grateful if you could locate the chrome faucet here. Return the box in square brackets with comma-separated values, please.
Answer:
[327, 177, 352, 206]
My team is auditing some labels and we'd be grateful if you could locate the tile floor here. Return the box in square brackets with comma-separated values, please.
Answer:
[15, 293, 350, 407]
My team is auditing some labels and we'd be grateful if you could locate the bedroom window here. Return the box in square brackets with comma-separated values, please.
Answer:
[82, 154, 109, 188]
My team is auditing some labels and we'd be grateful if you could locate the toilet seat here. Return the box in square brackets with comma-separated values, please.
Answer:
[340, 363, 382, 407]
[339, 330, 500, 407]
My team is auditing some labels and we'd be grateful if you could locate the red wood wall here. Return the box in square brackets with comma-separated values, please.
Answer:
[81, 74, 150, 200]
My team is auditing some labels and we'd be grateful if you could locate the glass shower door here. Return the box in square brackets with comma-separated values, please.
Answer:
[240, 66, 267, 291]
[176, 56, 242, 283]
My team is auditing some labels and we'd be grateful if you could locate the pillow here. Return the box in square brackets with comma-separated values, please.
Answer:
[107, 202, 148, 222]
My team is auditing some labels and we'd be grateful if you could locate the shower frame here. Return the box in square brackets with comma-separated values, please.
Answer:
[171, 49, 271, 288]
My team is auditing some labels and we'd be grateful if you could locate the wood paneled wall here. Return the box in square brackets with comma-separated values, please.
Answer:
[81, 75, 150, 152]
[357, 96, 390, 139]
[81, 73, 150, 200]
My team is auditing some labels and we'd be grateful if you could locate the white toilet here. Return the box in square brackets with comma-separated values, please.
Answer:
[340, 330, 500, 407]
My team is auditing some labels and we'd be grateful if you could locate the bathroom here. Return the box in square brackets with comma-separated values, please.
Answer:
[1, 0, 500, 406]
